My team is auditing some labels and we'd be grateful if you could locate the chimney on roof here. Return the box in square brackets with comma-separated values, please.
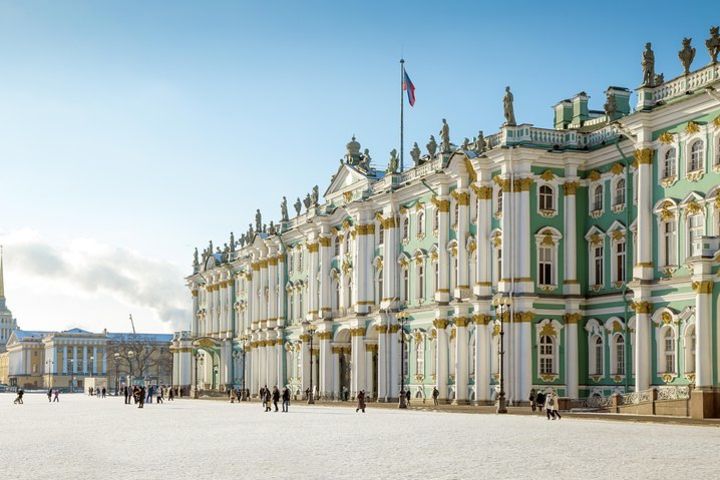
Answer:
[553, 99, 573, 130]
[605, 86, 631, 121]
[571, 92, 589, 127]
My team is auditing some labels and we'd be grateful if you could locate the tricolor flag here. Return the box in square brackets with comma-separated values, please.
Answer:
[403, 70, 416, 107]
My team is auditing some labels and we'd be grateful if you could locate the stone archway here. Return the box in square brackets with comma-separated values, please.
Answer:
[333, 328, 351, 400]
[192, 337, 221, 392]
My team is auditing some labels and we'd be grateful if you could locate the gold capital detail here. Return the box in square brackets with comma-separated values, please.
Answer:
[451, 190, 470, 206]
[350, 327, 366, 337]
[433, 319, 449, 329]
[564, 313, 582, 324]
[634, 148, 654, 165]
[692, 280, 713, 294]
[383, 217, 397, 229]
[472, 314, 492, 325]
[319, 237, 331, 247]
[631, 301, 653, 314]
[685, 121, 700, 134]
[455, 317, 470, 327]
[540, 170, 556, 182]
[375, 325, 389, 334]
[307, 243, 319, 253]
[514, 311, 534, 323]
[659, 132, 674, 144]
[431, 196, 451, 213]
[357, 224, 375, 235]
[514, 178, 534, 192]
[388, 325, 400, 333]
[317, 331, 333, 340]
[562, 181, 579, 195]
[471, 184, 493, 199]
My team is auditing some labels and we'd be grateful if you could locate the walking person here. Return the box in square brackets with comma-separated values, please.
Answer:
[529, 388, 537, 412]
[168, 387, 174, 401]
[544, 389, 556, 420]
[47, 388, 53, 403]
[101, 387, 106, 398]
[272, 386, 280, 412]
[355, 390, 366, 413]
[282, 387, 290, 412]
[260, 386, 267, 410]
[405, 389, 411, 407]
[53, 389, 60, 402]
[550, 391, 562, 420]
[535, 390, 546, 415]
[138, 386, 145, 408]
[156, 388, 164, 404]
[264, 388, 272, 412]
[13, 389, 24, 404]
[432, 387, 439, 406]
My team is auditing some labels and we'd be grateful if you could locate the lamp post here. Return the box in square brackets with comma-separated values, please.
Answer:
[398, 311, 408, 409]
[89, 355, 94, 376]
[305, 322, 316, 404]
[45, 359, 54, 389]
[113, 353, 120, 395]
[69, 358, 75, 393]
[492, 293, 508, 414]
[241, 336, 248, 401]
[127, 350, 135, 388]
[193, 352, 203, 399]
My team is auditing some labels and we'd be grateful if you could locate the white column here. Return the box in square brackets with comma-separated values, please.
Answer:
[308, 241, 319, 320]
[73, 346, 78, 374]
[453, 317, 469, 404]
[191, 289, 199, 335]
[350, 328, 366, 397]
[434, 319, 449, 401]
[319, 235, 332, 319]
[565, 313, 580, 399]
[63, 346, 68, 374]
[474, 314, 490, 402]
[454, 189, 470, 299]
[332, 348, 341, 399]
[382, 215, 399, 307]
[634, 148, 654, 280]
[82, 346, 88, 374]
[389, 324, 400, 399]
[693, 270, 713, 388]
[301, 333, 311, 394]
[319, 331, 332, 398]
[377, 326, 388, 400]
[364, 343, 374, 397]
[563, 181, 580, 295]
[435, 193, 451, 303]
[473, 185, 493, 297]
[633, 293, 652, 392]
[92, 346, 97, 374]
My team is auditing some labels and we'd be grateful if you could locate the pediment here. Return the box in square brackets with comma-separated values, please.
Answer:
[324, 164, 372, 201]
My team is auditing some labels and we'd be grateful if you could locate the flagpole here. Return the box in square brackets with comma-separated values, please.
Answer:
[400, 58, 405, 173]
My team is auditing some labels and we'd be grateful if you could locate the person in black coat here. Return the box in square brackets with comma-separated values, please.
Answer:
[272, 386, 280, 412]
[281, 387, 290, 412]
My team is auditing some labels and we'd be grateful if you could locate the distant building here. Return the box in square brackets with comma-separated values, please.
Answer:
[0, 249, 18, 352]
[2, 328, 173, 390]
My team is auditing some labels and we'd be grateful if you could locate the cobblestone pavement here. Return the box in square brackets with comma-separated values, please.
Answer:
[1, 393, 718, 479]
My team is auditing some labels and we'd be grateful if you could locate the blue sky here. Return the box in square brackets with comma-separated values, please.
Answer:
[0, 0, 715, 332]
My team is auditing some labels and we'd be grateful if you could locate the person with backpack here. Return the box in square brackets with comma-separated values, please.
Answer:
[535, 390, 546, 415]
[356, 390, 366, 413]
[47, 388, 53, 402]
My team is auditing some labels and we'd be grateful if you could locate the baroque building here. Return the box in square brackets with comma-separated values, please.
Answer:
[173, 31, 720, 418]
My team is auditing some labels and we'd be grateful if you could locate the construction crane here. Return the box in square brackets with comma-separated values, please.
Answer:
[129, 314, 137, 335]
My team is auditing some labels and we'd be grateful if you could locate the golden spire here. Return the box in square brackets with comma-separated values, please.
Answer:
[0, 245, 4, 299]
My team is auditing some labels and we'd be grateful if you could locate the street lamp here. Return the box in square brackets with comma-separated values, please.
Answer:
[45, 359, 54, 389]
[241, 335, 248, 401]
[90, 356, 94, 376]
[492, 293, 509, 414]
[304, 322, 316, 405]
[398, 311, 408, 409]
[113, 353, 120, 395]
[193, 352, 203, 399]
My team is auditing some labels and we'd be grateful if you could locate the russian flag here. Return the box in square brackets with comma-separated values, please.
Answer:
[403, 70, 416, 107]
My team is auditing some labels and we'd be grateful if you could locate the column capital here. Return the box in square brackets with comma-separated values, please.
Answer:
[692, 280, 714, 294]
[562, 181, 580, 195]
[634, 148, 654, 165]
[433, 319, 449, 329]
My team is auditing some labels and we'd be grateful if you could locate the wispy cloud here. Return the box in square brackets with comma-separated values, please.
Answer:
[2, 230, 189, 330]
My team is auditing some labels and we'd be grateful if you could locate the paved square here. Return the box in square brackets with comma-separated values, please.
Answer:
[0, 393, 718, 479]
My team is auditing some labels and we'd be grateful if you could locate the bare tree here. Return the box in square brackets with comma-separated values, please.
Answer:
[106, 334, 172, 383]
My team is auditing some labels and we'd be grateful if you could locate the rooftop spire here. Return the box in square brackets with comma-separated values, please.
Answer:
[0, 245, 4, 299]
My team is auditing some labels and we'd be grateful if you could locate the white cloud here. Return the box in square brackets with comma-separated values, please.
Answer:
[1, 229, 189, 331]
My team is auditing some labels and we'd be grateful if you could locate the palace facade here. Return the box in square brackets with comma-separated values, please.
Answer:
[173, 32, 720, 418]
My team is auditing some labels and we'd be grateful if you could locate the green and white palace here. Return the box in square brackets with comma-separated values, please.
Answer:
[172, 32, 720, 418]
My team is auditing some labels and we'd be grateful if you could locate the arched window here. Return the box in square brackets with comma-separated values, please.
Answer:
[688, 213, 704, 258]
[661, 220, 676, 266]
[689, 140, 704, 172]
[539, 336, 554, 374]
[417, 264, 425, 300]
[415, 340, 424, 376]
[685, 325, 696, 374]
[591, 336, 603, 375]
[497, 189, 503, 213]
[663, 328, 676, 374]
[433, 209, 439, 232]
[663, 148, 676, 178]
[614, 335, 625, 375]
[417, 212, 425, 237]
[402, 217, 409, 241]
[539, 185, 554, 211]
[614, 178, 625, 207]
[593, 185, 603, 211]
[378, 223, 384, 245]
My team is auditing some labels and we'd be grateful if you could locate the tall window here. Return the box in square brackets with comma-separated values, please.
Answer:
[469, 333, 476, 377]
[716, 138, 720, 167]
[688, 213, 704, 257]
[415, 341, 424, 376]
[453, 202, 459, 226]
[664, 329, 676, 374]
[593, 245, 604, 286]
[402, 268, 409, 303]
[662, 220, 676, 266]
[298, 292, 304, 319]
[334, 282, 340, 313]
[615, 241, 626, 283]
[614, 178, 625, 206]
[663, 148, 677, 178]
[417, 212, 425, 237]
[593, 185, 603, 211]
[334, 238, 340, 257]
[288, 252, 294, 273]
[417, 264, 425, 300]
[539, 336, 554, 374]
[433, 209, 439, 231]
[539, 185, 554, 211]
[376, 270, 383, 304]
[495, 246, 503, 284]
[378, 223, 384, 245]
[298, 250, 303, 271]
[615, 335, 625, 375]
[538, 246, 553, 286]
[685, 325, 696, 374]
[402, 217, 409, 241]
[689, 140, 704, 172]
[497, 189, 503, 213]
[433, 262, 439, 295]
[592, 336, 603, 375]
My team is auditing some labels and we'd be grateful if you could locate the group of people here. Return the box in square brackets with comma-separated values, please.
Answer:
[47, 388, 61, 402]
[529, 388, 562, 420]
[258, 385, 291, 412]
[122, 384, 174, 408]
[87, 387, 107, 397]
